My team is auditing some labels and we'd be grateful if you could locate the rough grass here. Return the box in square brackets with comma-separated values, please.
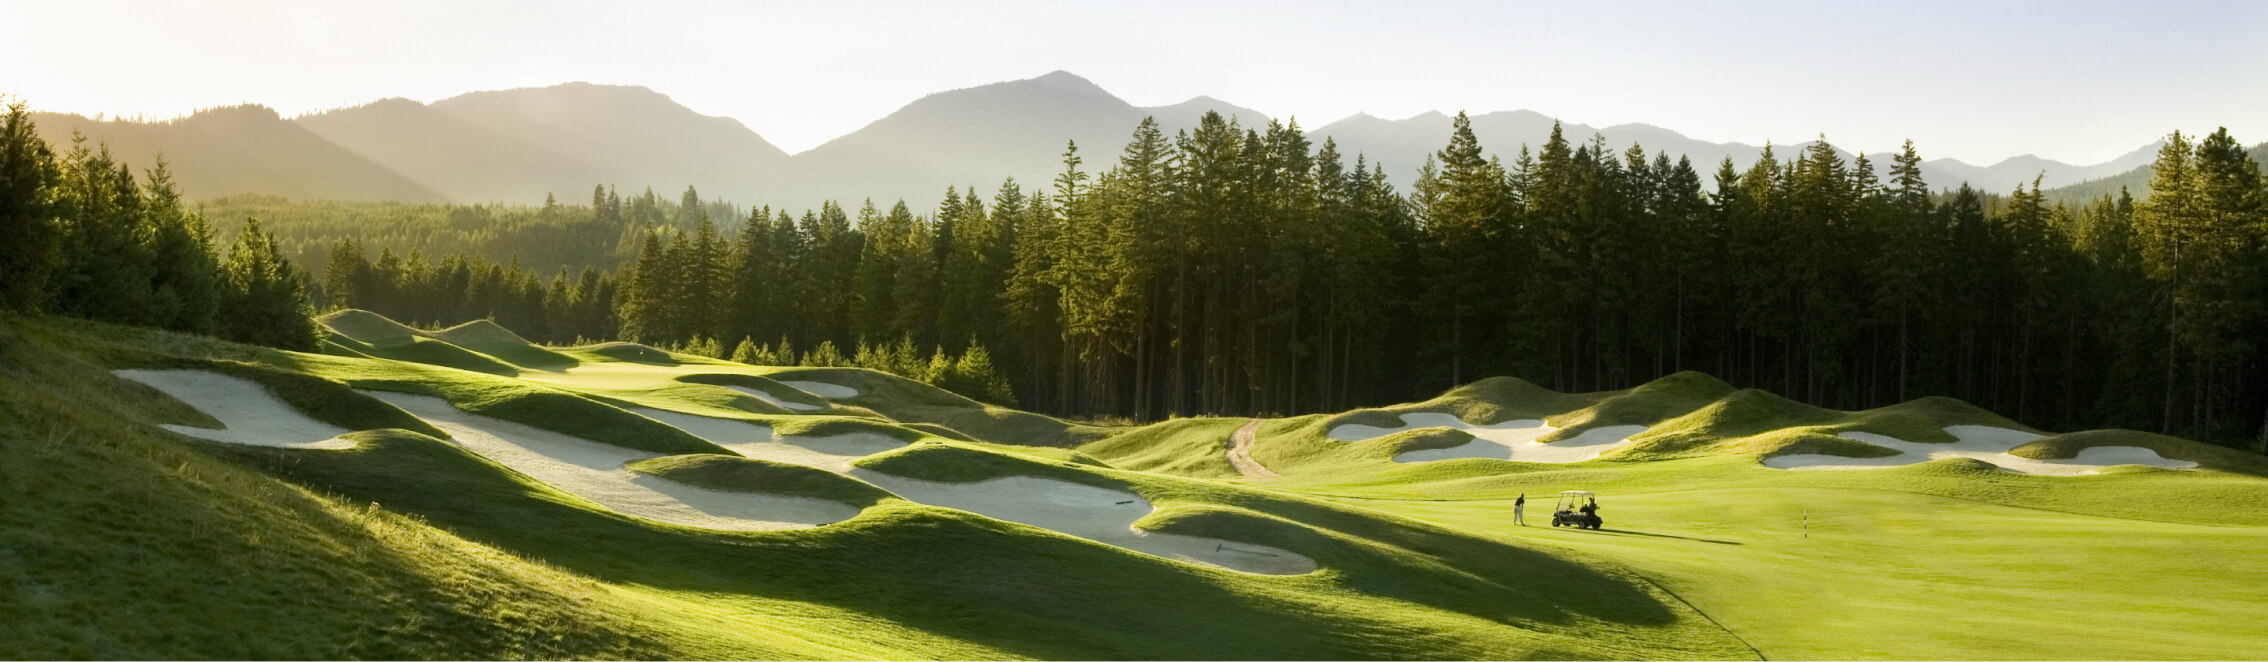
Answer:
[208, 409, 1749, 660]
[436, 320, 581, 370]
[852, 441, 1131, 491]
[761, 366, 1115, 447]
[580, 342, 679, 365]
[1544, 371, 1734, 441]
[27, 309, 2268, 660]
[2012, 428, 2268, 476]
[0, 319, 671, 659]
[627, 454, 894, 507]
[1077, 417, 1243, 479]
[675, 372, 832, 411]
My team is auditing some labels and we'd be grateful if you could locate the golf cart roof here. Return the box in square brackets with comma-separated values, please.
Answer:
[1559, 490, 1594, 496]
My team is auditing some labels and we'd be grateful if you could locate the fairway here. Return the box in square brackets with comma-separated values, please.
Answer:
[1338, 487, 2268, 660]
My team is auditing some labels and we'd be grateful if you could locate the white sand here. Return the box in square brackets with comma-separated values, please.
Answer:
[1330, 412, 1647, 463]
[850, 470, 1316, 575]
[369, 392, 859, 530]
[637, 407, 1314, 574]
[114, 369, 357, 449]
[629, 406, 903, 471]
[723, 385, 826, 411]
[1763, 425, 2200, 475]
[782, 380, 859, 399]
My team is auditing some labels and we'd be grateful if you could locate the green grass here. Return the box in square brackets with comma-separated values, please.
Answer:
[1544, 371, 1735, 440]
[1075, 417, 1243, 479]
[0, 318, 669, 659]
[19, 308, 2268, 660]
[2012, 429, 2268, 474]
[206, 411, 1749, 660]
[628, 454, 895, 507]
[676, 372, 833, 412]
[288, 353, 729, 456]
[760, 366, 1113, 447]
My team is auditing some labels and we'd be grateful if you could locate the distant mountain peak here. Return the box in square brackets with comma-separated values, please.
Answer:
[1028, 70, 1106, 93]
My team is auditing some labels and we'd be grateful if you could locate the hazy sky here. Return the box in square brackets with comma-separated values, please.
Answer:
[9, 0, 2264, 164]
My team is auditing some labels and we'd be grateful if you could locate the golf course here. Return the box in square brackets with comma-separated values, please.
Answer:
[6, 310, 2264, 660]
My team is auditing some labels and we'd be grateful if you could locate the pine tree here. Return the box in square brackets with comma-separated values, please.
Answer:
[0, 100, 61, 312]
[218, 219, 320, 350]
[50, 138, 156, 325]
[139, 158, 221, 334]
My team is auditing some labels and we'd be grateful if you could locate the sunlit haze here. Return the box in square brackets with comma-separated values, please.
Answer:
[8, 0, 2265, 164]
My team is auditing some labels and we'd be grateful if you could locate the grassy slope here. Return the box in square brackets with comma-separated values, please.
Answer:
[8, 313, 1754, 660]
[28, 307, 2268, 660]
[1197, 371, 2268, 660]
[629, 454, 896, 506]
[0, 317, 676, 659]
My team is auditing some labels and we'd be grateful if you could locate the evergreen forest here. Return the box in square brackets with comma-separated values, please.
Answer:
[6, 101, 2265, 450]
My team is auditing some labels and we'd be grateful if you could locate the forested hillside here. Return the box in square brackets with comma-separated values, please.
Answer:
[19, 73, 2196, 210]
[10, 94, 2266, 451]
[0, 103, 321, 351]
[303, 114, 2266, 450]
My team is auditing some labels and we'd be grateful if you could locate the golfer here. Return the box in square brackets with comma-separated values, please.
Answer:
[1513, 493, 1526, 526]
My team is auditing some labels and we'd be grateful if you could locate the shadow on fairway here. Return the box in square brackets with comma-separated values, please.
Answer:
[1557, 527, 1742, 545]
[206, 431, 1699, 659]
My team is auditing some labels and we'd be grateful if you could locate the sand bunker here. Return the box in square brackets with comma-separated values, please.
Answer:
[723, 386, 826, 411]
[369, 392, 859, 530]
[636, 407, 1312, 574]
[1763, 425, 2200, 475]
[1330, 412, 1647, 463]
[782, 380, 859, 399]
[850, 471, 1316, 575]
[629, 407, 900, 471]
[114, 369, 357, 449]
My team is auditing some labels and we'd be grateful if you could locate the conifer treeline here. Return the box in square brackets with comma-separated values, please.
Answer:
[0, 102, 319, 349]
[14, 94, 2263, 449]
[335, 111, 2265, 449]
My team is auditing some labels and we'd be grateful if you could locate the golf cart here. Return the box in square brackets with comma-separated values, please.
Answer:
[1550, 490, 1603, 529]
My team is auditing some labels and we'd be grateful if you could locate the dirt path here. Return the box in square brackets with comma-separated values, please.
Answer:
[1226, 419, 1280, 479]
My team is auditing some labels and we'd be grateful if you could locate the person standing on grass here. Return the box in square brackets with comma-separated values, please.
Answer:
[1513, 493, 1526, 526]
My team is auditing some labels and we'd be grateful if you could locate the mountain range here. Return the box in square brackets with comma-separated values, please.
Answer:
[29, 71, 2180, 212]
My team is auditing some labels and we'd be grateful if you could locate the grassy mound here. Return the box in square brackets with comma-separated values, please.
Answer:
[1441, 376, 1600, 421]
[2012, 429, 2268, 475]
[627, 454, 894, 507]
[317, 309, 420, 346]
[1545, 371, 1734, 440]
[852, 441, 1127, 490]
[432, 319, 528, 347]
[583, 342, 678, 365]
[335, 363, 727, 456]
[1389, 427, 1482, 454]
[771, 416, 926, 444]
[0, 321, 674, 658]
[674, 373, 831, 411]
[1078, 418, 1243, 479]
[213, 417, 1746, 659]
[353, 335, 520, 376]
[760, 367, 1111, 447]
[1618, 389, 1846, 458]
[435, 320, 578, 370]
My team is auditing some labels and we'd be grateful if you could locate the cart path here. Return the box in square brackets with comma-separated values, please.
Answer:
[1226, 418, 1280, 479]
